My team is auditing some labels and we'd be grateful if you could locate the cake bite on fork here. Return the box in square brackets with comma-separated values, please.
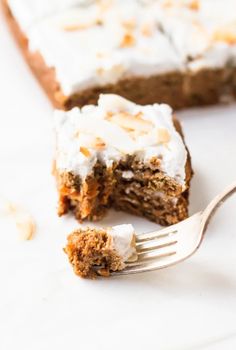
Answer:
[64, 181, 236, 279]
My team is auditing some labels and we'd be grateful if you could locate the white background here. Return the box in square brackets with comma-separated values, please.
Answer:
[0, 8, 236, 350]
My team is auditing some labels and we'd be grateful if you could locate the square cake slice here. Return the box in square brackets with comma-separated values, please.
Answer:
[64, 224, 137, 278]
[3, 0, 184, 110]
[54, 94, 192, 226]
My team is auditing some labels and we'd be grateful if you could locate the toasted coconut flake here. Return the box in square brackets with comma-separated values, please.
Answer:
[0, 195, 36, 240]
[122, 19, 136, 31]
[80, 146, 91, 157]
[96, 19, 103, 26]
[96, 67, 105, 76]
[120, 33, 136, 48]
[74, 130, 80, 138]
[141, 23, 153, 37]
[134, 111, 144, 119]
[63, 23, 92, 31]
[111, 112, 153, 133]
[15, 212, 36, 241]
[105, 111, 114, 120]
[93, 137, 106, 150]
[96, 64, 125, 77]
[63, 24, 85, 31]
[157, 128, 171, 144]
[188, 0, 199, 10]
[163, 0, 199, 10]
[162, 0, 173, 8]
[96, 52, 105, 58]
[63, 18, 102, 32]
[97, 0, 113, 13]
[213, 24, 236, 44]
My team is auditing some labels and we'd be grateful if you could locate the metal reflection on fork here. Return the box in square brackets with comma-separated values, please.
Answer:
[110, 181, 236, 276]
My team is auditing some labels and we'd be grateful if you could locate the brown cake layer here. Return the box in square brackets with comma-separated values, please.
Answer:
[183, 66, 234, 107]
[55, 119, 193, 226]
[3, 0, 235, 110]
[64, 228, 127, 278]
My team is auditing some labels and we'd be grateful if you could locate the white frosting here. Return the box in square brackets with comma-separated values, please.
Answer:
[156, 0, 236, 70]
[108, 224, 136, 262]
[54, 94, 187, 185]
[7, 0, 82, 32]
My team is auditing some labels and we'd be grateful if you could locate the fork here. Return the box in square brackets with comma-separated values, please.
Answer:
[111, 181, 236, 276]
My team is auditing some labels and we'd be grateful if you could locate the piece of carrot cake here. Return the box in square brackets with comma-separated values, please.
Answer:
[54, 94, 192, 226]
[64, 224, 137, 278]
[2, 0, 184, 109]
[3, 0, 236, 109]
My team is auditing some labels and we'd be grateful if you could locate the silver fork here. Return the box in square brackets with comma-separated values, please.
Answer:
[111, 181, 236, 276]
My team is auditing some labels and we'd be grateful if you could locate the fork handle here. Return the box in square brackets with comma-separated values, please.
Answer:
[201, 181, 236, 235]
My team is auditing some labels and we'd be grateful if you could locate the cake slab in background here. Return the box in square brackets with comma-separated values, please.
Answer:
[3, 0, 236, 110]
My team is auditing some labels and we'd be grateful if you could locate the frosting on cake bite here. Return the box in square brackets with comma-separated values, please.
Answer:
[108, 224, 137, 263]
[54, 94, 187, 185]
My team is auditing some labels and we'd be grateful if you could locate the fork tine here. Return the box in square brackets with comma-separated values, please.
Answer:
[137, 247, 176, 262]
[126, 248, 176, 266]
[94, 244, 177, 274]
[136, 239, 177, 254]
[111, 252, 177, 275]
[136, 229, 177, 243]
[111, 212, 205, 276]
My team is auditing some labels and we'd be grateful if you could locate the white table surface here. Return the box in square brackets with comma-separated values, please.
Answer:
[0, 8, 236, 350]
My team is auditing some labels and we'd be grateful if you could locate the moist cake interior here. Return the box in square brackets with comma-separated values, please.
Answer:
[57, 152, 191, 226]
